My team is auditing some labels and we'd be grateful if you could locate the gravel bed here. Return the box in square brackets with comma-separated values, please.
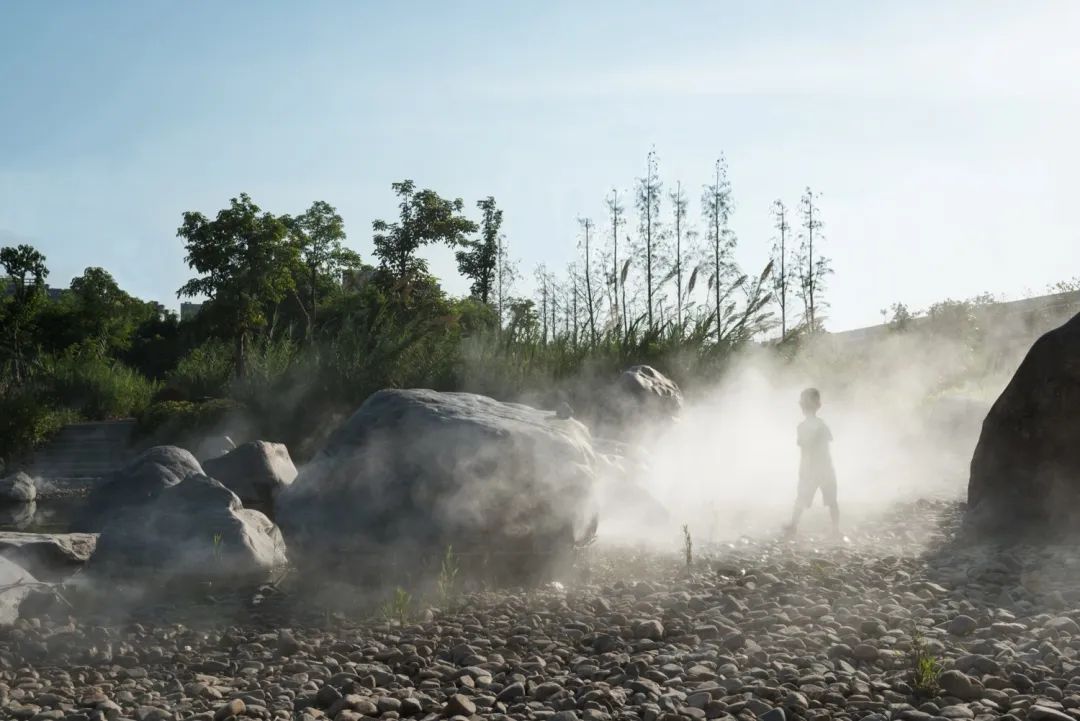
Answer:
[4, 499, 1080, 721]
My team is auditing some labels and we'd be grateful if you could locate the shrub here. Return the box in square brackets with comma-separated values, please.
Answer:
[0, 390, 80, 462]
[135, 398, 247, 445]
[38, 353, 159, 419]
[167, 341, 233, 400]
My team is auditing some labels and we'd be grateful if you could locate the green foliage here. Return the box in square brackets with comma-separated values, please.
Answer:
[0, 391, 79, 462]
[288, 200, 360, 333]
[135, 398, 246, 443]
[177, 193, 298, 374]
[436, 545, 461, 609]
[379, 586, 414, 627]
[910, 625, 941, 699]
[168, 342, 234, 399]
[373, 180, 478, 282]
[0, 244, 49, 383]
[37, 353, 158, 419]
[211, 532, 224, 566]
[456, 196, 503, 304]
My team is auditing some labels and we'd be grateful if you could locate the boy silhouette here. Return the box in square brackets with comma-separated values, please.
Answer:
[785, 387, 839, 536]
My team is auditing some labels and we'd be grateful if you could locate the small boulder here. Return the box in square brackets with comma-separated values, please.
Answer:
[0, 555, 37, 625]
[0, 501, 36, 530]
[607, 365, 682, 424]
[0, 472, 36, 504]
[75, 446, 203, 532]
[89, 474, 287, 585]
[0, 532, 97, 581]
[203, 441, 297, 509]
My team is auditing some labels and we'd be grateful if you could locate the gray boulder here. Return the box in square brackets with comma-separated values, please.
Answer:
[968, 311, 1080, 534]
[0, 532, 97, 581]
[598, 365, 683, 437]
[75, 446, 202, 531]
[277, 389, 599, 579]
[0, 502, 36, 530]
[89, 474, 286, 584]
[0, 472, 36, 504]
[0, 555, 37, 625]
[203, 441, 297, 509]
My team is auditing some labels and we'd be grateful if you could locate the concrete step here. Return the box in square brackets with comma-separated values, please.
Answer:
[29, 420, 136, 481]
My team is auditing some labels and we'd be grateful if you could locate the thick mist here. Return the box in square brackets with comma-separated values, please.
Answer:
[599, 318, 1047, 546]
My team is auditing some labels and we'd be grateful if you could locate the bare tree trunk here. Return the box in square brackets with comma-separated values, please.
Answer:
[583, 219, 597, 343]
[713, 165, 722, 342]
[234, 331, 246, 379]
[808, 198, 815, 329]
[674, 181, 683, 327]
[541, 280, 548, 344]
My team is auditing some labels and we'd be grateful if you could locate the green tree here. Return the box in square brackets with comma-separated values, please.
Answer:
[373, 180, 477, 283]
[290, 200, 359, 334]
[69, 267, 158, 354]
[0, 244, 49, 382]
[177, 193, 296, 377]
[455, 196, 503, 304]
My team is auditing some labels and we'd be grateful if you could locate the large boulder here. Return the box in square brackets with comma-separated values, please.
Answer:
[89, 474, 286, 584]
[277, 389, 599, 580]
[0, 556, 37, 625]
[203, 441, 297, 509]
[74, 446, 202, 531]
[0, 532, 97, 581]
[968, 312, 1080, 534]
[0, 472, 36, 504]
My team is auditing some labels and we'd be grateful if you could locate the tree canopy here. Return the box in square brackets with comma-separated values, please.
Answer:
[177, 193, 297, 373]
[373, 180, 477, 283]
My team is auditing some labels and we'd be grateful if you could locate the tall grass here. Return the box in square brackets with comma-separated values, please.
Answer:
[167, 341, 233, 399]
[38, 352, 159, 419]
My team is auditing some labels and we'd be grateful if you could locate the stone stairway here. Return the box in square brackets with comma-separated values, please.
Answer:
[28, 420, 136, 485]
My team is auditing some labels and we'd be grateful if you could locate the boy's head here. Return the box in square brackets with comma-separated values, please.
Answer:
[800, 387, 822, 416]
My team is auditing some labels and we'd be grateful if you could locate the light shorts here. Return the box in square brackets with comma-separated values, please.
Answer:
[797, 475, 838, 509]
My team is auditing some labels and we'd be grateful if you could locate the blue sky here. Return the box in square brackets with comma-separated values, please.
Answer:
[2, 1, 1078, 330]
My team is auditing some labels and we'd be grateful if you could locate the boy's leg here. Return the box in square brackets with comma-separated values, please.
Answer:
[822, 479, 840, 533]
[787, 478, 814, 532]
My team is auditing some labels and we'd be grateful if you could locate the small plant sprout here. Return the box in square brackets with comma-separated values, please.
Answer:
[379, 587, 413, 627]
[437, 545, 460, 608]
[910, 623, 941, 699]
[212, 532, 224, 564]
[682, 524, 693, 569]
